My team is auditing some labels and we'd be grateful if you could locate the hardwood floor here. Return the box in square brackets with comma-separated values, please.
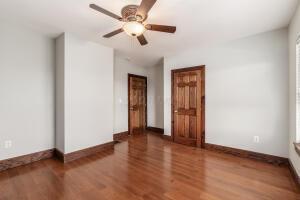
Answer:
[0, 132, 299, 200]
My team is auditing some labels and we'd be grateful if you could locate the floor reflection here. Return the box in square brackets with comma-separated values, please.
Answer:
[0, 132, 299, 200]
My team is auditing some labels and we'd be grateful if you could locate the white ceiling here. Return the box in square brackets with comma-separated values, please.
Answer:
[0, 0, 298, 67]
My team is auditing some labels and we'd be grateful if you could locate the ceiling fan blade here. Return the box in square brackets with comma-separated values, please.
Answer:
[103, 28, 124, 38]
[145, 24, 176, 33]
[137, 34, 148, 46]
[90, 4, 123, 21]
[136, 0, 157, 18]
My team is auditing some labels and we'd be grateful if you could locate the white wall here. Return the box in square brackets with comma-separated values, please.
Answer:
[289, 3, 300, 175]
[56, 33, 114, 154]
[148, 63, 164, 129]
[0, 22, 55, 160]
[164, 28, 289, 157]
[114, 55, 164, 133]
[55, 34, 65, 152]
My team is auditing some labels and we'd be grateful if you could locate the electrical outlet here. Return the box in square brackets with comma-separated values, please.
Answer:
[4, 140, 12, 148]
[253, 136, 260, 143]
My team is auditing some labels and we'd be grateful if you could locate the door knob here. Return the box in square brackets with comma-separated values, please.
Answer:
[174, 110, 178, 113]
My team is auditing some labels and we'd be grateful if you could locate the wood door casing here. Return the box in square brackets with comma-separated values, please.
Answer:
[171, 66, 205, 147]
[128, 74, 147, 135]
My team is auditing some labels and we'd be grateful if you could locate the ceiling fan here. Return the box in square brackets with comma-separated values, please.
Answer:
[89, 0, 176, 46]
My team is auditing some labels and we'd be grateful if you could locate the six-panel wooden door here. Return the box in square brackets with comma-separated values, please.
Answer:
[172, 67, 205, 147]
[129, 75, 147, 135]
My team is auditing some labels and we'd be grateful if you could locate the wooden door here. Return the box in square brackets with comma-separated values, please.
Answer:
[172, 66, 205, 147]
[128, 74, 147, 135]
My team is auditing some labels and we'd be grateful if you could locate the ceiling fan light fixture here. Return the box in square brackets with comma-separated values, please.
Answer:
[123, 21, 145, 37]
[90, 0, 176, 46]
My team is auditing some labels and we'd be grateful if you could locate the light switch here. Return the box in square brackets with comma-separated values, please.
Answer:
[4, 140, 12, 148]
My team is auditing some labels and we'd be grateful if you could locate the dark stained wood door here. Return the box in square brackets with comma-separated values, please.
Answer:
[172, 66, 205, 147]
[128, 74, 147, 135]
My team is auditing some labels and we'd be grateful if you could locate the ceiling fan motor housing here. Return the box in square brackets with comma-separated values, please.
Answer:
[121, 5, 147, 22]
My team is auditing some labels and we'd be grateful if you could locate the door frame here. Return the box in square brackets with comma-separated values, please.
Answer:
[171, 65, 206, 147]
[128, 73, 148, 135]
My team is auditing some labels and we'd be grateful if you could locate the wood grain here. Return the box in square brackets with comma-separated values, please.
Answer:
[163, 134, 173, 141]
[137, 34, 148, 45]
[54, 149, 64, 162]
[205, 143, 288, 165]
[56, 142, 115, 163]
[128, 74, 147, 135]
[0, 132, 299, 200]
[113, 131, 129, 141]
[145, 24, 176, 33]
[200, 69, 205, 147]
[172, 66, 205, 147]
[103, 28, 124, 38]
[0, 149, 54, 172]
[146, 126, 164, 134]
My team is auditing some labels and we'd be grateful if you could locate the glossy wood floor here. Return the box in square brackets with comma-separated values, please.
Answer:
[0, 132, 299, 200]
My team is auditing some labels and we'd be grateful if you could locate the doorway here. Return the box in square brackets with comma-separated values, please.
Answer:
[171, 66, 205, 147]
[128, 74, 147, 135]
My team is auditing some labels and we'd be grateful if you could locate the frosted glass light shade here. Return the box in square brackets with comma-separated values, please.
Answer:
[123, 21, 145, 37]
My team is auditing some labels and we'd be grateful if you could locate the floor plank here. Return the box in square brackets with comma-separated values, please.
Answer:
[0, 132, 299, 200]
